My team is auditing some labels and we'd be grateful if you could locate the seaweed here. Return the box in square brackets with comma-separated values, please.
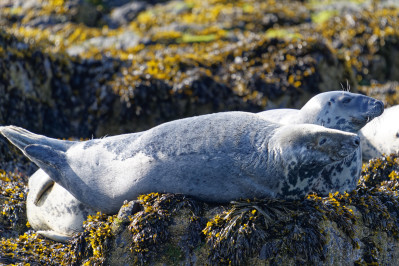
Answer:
[128, 192, 204, 265]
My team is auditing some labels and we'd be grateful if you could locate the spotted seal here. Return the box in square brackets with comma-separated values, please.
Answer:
[27, 169, 96, 243]
[257, 91, 384, 194]
[1, 112, 360, 214]
[360, 105, 399, 161]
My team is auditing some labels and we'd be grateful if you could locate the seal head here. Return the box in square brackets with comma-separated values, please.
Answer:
[269, 124, 360, 199]
[257, 91, 384, 194]
[295, 91, 384, 133]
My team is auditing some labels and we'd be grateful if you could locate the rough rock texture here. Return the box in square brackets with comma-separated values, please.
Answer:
[3, 153, 399, 265]
[1, 0, 399, 264]
[0, 0, 398, 144]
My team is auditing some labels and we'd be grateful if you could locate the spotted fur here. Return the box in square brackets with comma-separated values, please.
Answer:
[1, 112, 360, 214]
[258, 91, 384, 194]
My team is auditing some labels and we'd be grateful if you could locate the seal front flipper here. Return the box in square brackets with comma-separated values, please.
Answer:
[36, 230, 72, 243]
[0, 126, 75, 155]
[24, 144, 66, 185]
[33, 176, 55, 206]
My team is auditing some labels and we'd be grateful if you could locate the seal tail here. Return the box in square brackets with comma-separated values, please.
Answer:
[24, 144, 66, 185]
[0, 126, 75, 155]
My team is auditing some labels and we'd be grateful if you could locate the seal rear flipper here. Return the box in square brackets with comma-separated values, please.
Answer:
[0, 126, 75, 155]
[24, 144, 66, 185]
[36, 230, 72, 243]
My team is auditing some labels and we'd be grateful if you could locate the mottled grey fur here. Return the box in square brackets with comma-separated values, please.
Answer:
[258, 91, 384, 194]
[360, 105, 399, 161]
[1, 112, 360, 214]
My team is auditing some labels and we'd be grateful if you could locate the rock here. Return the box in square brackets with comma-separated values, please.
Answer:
[359, 81, 399, 107]
[3, 152, 399, 264]
[107, 1, 148, 27]
[67, 30, 140, 56]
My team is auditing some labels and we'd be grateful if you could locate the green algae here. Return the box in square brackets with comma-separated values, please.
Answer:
[311, 10, 338, 24]
[181, 33, 218, 43]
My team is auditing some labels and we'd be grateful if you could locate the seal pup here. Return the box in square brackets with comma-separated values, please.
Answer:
[257, 91, 384, 194]
[0, 112, 360, 214]
[360, 105, 399, 161]
[27, 169, 96, 243]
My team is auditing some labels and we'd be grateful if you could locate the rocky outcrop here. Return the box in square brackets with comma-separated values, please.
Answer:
[0, 0, 398, 146]
[0, 0, 399, 264]
[2, 153, 399, 265]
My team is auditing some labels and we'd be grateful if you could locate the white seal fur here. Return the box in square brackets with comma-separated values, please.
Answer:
[27, 169, 96, 243]
[360, 105, 399, 161]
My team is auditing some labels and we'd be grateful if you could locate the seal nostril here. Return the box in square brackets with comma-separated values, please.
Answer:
[375, 101, 384, 111]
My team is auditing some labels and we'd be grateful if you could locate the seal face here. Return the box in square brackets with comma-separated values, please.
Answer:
[27, 169, 96, 243]
[360, 105, 399, 161]
[1, 112, 360, 214]
[258, 91, 384, 194]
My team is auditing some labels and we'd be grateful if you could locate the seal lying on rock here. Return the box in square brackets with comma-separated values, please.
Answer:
[360, 105, 399, 161]
[1, 112, 360, 214]
[24, 131, 144, 242]
[257, 91, 384, 194]
[26, 169, 96, 243]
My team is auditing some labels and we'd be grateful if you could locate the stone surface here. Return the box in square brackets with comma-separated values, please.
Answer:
[0, 0, 399, 264]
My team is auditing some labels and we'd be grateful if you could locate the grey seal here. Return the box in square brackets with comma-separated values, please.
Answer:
[360, 105, 399, 161]
[27, 169, 96, 243]
[0, 112, 360, 214]
[257, 91, 384, 194]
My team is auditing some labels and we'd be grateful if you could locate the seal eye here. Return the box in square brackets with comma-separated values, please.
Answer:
[319, 138, 327, 146]
[342, 98, 352, 104]
[396, 132, 399, 138]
